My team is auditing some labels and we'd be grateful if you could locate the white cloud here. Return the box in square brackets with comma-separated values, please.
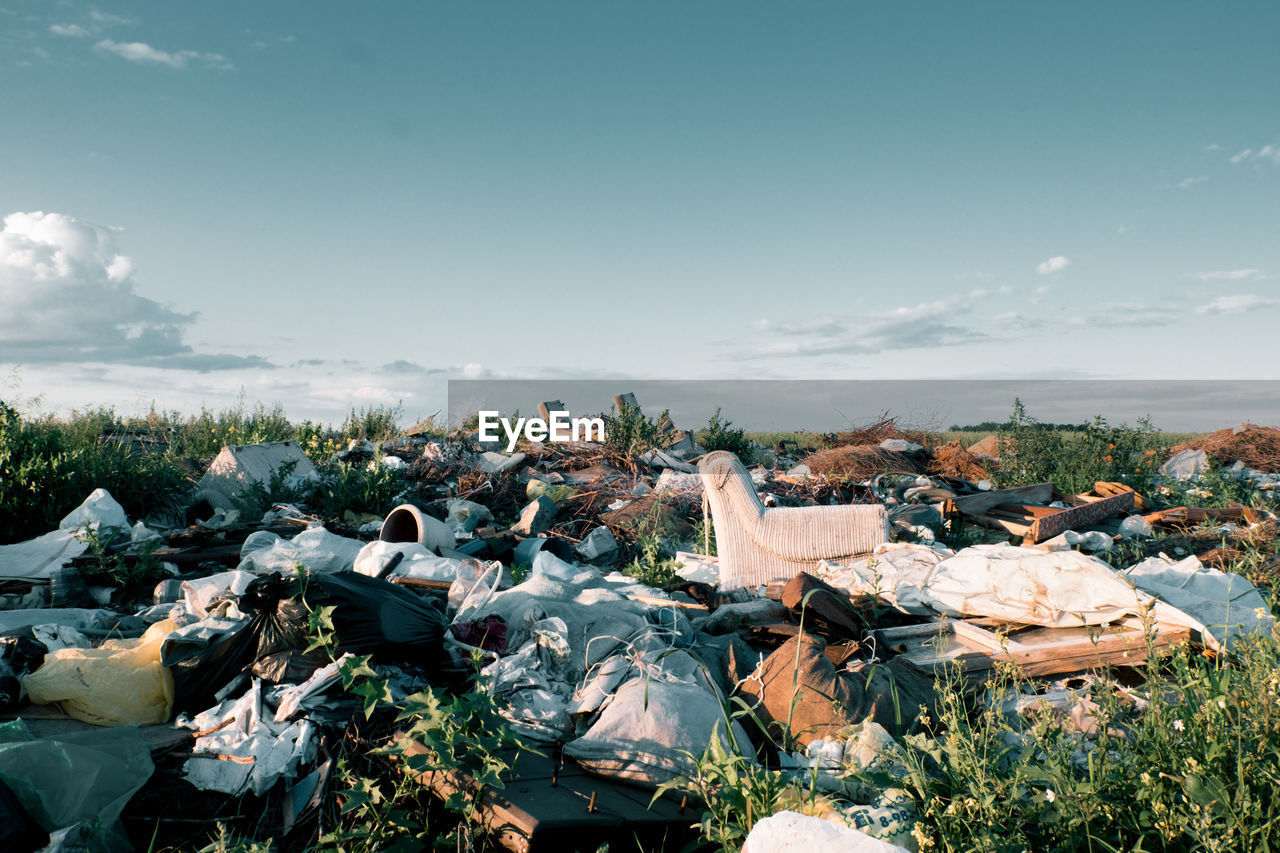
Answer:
[1036, 256, 1070, 276]
[49, 23, 91, 38]
[1035, 283, 1052, 295]
[94, 39, 232, 70]
[746, 293, 1004, 359]
[1230, 145, 1280, 166]
[0, 211, 268, 369]
[1184, 269, 1266, 281]
[1176, 176, 1208, 190]
[88, 10, 135, 27]
[1194, 294, 1280, 316]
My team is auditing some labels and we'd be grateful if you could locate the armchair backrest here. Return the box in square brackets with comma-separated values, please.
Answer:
[699, 450, 764, 523]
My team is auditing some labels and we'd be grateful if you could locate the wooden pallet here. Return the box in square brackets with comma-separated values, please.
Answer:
[875, 617, 1189, 679]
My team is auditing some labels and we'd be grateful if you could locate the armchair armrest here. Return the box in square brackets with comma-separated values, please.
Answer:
[752, 504, 887, 562]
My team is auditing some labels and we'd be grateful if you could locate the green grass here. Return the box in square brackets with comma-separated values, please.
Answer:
[0, 398, 410, 543]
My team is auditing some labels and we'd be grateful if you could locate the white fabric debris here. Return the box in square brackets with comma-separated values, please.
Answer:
[1126, 553, 1276, 651]
[272, 654, 350, 722]
[1158, 448, 1210, 481]
[181, 570, 257, 619]
[674, 551, 720, 584]
[353, 540, 465, 581]
[742, 810, 912, 853]
[180, 679, 319, 796]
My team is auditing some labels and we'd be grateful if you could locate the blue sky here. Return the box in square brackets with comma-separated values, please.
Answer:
[1, 2, 1278, 429]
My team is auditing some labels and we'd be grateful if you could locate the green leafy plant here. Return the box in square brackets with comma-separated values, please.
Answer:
[606, 401, 666, 456]
[697, 407, 755, 463]
[77, 525, 169, 603]
[310, 459, 406, 519]
[654, 720, 820, 852]
[995, 399, 1171, 495]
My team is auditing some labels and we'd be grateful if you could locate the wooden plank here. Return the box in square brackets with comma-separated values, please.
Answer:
[950, 619, 1028, 653]
[1095, 481, 1147, 511]
[1143, 505, 1262, 528]
[392, 576, 454, 591]
[1024, 489, 1135, 543]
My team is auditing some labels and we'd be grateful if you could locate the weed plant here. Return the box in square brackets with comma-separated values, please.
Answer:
[696, 407, 755, 463]
[995, 399, 1170, 495]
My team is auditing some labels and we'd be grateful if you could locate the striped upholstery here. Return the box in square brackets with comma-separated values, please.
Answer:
[698, 450, 888, 590]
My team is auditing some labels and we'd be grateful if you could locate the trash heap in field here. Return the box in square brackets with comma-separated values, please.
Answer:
[0, 401, 1278, 853]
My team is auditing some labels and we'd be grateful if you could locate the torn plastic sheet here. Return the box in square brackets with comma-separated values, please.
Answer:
[0, 719, 153, 853]
[823, 543, 1162, 628]
[353, 540, 464, 581]
[0, 489, 129, 581]
[0, 608, 109, 635]
[1125, 553, 1277, 651]
[179, 679, 319, 796]
[272, 654, 350, 722]
[181, 571, 257, 619]
[23, 619, 177, 727]
[237, 525, 363, 574]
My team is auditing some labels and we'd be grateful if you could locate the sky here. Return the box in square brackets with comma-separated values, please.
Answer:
[2, 2, 1278, 431]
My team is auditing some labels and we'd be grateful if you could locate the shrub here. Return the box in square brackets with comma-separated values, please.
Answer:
[606, 401, 666, 456]
[697, 407, 755, 463]
[0, 401, 189, 542]
[901, 627, 1280, 852]
[995, 399, 1170, 495]
[309, 459, 406, 519]
[0, 400, 75, 543]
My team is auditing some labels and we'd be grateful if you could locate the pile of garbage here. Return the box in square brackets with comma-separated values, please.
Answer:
[0, 401, 1278, 853]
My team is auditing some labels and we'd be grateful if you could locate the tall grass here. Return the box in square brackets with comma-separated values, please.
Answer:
[0, 400, 407, 541]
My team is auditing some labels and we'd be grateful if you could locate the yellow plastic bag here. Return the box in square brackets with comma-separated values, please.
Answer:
[23, 619, 176, 726]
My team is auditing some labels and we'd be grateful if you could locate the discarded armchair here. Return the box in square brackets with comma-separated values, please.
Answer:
[698, 450, 888, 590]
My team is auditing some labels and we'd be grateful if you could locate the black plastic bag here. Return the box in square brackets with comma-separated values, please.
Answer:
[169, 573, 309, 713]
[170, 571, 444, 714]
[302, 570, 445, 661]
[0, 635, 47, 711]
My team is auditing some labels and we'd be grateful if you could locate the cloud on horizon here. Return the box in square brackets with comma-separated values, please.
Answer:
[1194, 294, 1280, 316]
[1185, 268, 1267, 281]
[745, 291, 999, 359]
[1229, 145, 1280, 166]
[0, 210, 269, 370]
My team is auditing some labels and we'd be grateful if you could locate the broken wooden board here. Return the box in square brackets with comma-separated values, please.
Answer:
[406, 744, 695, 853]
[1143, 505, 1264, 528]
[1094, 481, 1148, 511]
[957, 485, 1136, 543]
[875, 617, 1190, 678]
